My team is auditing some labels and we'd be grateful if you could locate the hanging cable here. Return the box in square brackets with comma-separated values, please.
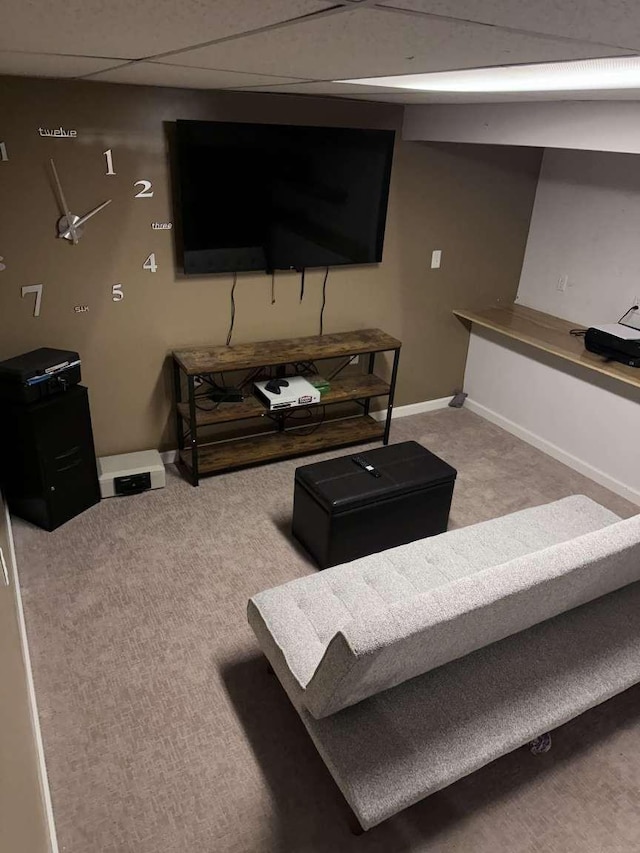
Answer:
[319, 267, 329, 335]
[226, 272, 237, 346]
[300, 267, 306, 303]
[271, 270, 276, 305]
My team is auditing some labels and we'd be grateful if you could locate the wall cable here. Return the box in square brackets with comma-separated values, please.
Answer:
[226, 272, 237, 346]
[319, 267, 330, 335]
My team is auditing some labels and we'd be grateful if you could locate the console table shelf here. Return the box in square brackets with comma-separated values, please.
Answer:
[177, 373, 391, 428]
[173, 329, 400, 375]
[172, 329, 401, 485]
[179, 416, 385, 477]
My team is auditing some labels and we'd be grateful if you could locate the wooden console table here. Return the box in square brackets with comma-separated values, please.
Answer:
[172, 329, 401, 485]
[454, 303, 640, 390]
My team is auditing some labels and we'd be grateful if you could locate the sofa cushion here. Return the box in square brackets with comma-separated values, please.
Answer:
[301, 580, 640, 829]
[248, 495, 628, 717]
[305, 510, 640, 718]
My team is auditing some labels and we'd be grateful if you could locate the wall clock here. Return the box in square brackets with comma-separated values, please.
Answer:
[50, 158, 112, 244]
[2, 135, 165, 319]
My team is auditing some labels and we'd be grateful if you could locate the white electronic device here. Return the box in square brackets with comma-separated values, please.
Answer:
[254, 376, 321, 410]
[97, 449, 165, 498]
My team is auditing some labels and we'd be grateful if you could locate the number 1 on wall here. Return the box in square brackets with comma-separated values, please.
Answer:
[104, 149, 116, 176]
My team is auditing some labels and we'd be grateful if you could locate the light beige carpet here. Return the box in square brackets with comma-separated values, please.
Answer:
[14, 409, 640, 853]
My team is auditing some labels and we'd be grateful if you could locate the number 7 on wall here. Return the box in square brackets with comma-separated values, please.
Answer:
[22, 284, 43, 317]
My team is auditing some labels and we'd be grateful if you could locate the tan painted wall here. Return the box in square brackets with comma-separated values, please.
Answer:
[0, 496, 52, 853]
[0, 77, 541, 456]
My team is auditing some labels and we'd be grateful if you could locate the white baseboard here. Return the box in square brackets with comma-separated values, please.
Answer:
[370, 397, 451, 422]
[2, 499, 59, 853]
[466, 398, 640, 507]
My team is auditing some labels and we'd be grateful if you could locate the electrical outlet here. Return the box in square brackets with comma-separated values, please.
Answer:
[350, 355, 359, 366]
[557, 275, 568, 292]
[431, 249, 442, 269]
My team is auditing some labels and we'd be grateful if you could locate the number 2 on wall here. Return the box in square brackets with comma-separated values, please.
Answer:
[22, 284, 43, 317]
[134, 180, 154, 198]
[143, 253, 158, 273]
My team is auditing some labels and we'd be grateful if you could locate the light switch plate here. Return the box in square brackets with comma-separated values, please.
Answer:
[431, 249, 442, 269]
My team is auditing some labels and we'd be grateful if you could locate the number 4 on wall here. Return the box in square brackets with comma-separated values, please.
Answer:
[143, 253, 158, 273]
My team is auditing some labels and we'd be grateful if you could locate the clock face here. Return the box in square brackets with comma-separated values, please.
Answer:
[0, 129, 173, 321]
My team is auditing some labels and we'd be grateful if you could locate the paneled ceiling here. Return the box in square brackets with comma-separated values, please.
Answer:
[1, 0, 640, 102]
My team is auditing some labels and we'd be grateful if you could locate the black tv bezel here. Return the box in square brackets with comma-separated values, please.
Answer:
[173, 119, 396, 276]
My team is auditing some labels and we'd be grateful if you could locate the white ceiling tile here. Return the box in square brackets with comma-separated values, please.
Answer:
[331, 88, 640, 103]
[0, 52, 124, 78]
[238, 80, 421, 95]
[88, 62, 306, 89]
[161, 8, 631, 80]
[0, 0, 335, 60]
[234, 79, 640, 104]
[377, 1, 640, 51]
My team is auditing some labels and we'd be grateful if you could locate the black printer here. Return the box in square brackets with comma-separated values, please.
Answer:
[0, 347, 81, 404]
[585, 306, 640, 368]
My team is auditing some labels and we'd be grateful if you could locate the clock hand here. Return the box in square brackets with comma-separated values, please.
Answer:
[58, 199, 112, 240]
[50, 158, 79, 245]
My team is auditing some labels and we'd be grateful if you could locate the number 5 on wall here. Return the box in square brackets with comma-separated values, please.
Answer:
[22, 284, 43, 317]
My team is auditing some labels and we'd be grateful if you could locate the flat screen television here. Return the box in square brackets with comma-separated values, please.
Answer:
[173, 120, 395, 275]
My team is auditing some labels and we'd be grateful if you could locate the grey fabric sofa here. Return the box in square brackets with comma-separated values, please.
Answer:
[248, 495, 640, 831]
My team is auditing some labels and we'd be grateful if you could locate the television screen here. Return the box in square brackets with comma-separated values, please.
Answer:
[173, 120, 395, 275]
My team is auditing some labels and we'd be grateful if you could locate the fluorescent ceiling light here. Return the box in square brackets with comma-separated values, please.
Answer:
[337, 56, 640, 93]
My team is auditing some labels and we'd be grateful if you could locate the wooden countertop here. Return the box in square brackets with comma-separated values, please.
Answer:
[454, 303, 640, 390]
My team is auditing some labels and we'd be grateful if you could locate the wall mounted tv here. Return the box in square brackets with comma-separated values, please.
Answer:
[174, 120, 395, 275]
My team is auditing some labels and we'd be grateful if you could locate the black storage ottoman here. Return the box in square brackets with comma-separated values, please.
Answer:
[292, 441, 457, 569]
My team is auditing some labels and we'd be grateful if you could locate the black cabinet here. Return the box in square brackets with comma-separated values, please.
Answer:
[0, 386, 100, 531]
